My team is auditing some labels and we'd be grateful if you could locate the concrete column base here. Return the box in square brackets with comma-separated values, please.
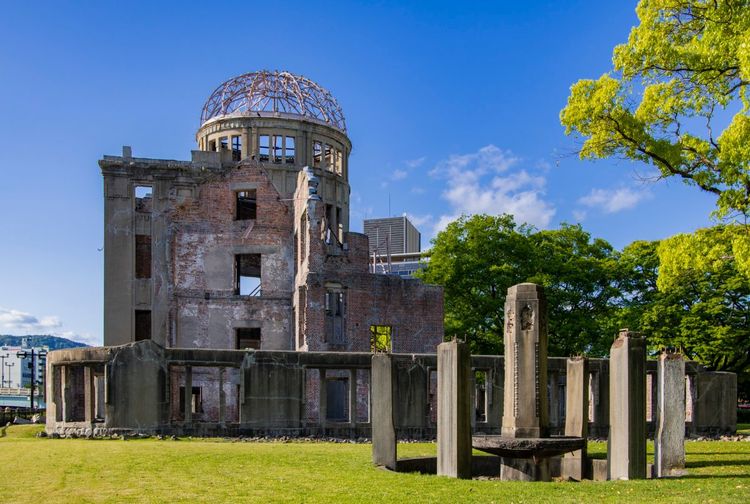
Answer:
[500, 457, 550, 481]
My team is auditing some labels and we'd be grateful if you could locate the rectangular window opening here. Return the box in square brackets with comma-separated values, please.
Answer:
[235, 189, 257, 220]
[135, 234, 152, 279]
[336, 207, 343, 243]
[370, 325, 392, 353]
[208, 139, 217, 152]
[313, 141, 322, 167]
[325, 377, 349, 422]
[335, 149, 343, 175]
[231, 136, 242, 161]
[134, 185, 152, 213]
[236, 327, 261, 350]
[135, 310, 151, 341]
[179, 386, 202, 415]
[324, 145, 334, 171]
[259, 135, 270, 162]
[325, 290, 345, 344]
[273, 135, 283, 163]
[235, 254, 261, 296]
[474, 370, 488, 423]
[285, 136, 295, 164]
[219, 137, 228, 151]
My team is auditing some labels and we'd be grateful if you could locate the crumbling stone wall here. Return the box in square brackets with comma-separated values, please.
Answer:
[170, 161, 295, 350]
[293, 169, 444, 354]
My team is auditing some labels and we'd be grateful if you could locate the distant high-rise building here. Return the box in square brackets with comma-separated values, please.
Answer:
[363, 216, 421, 256]
[364, 216, 426, 278]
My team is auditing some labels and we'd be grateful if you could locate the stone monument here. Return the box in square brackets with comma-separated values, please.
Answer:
[472, 283, 584, 481]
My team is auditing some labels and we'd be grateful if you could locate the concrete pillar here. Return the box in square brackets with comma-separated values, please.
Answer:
[219, 367, 226, 424]
[655, 352, 686, 477]
[562, 357, 589, 480]
[608, 329, 646, 480]
[502, 283, 548, 438]
[348, 368, 357, 427]
[242, 128, 251, 159]
[60, 366, 69, 422]
[184, 366, 192, 424]
[549, 371, 559, 428]
[318, 368, 327, 429]
[437, 340, 472, 479]
[84, 366, 94, 424]
[371, 354, 397, 469]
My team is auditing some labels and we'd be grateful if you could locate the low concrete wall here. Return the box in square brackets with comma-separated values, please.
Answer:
[45, 341, 736, 438]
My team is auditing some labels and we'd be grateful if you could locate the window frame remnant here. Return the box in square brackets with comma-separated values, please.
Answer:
[235, 189, 257, 220]
[370, 325, 392, 353]
[235, 254, 261, 296]
[236, 327, 261, 350]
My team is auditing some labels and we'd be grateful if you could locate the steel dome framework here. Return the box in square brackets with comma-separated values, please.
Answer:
[200, 70, 347, 132]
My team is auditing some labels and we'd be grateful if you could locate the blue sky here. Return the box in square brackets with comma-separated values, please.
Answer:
[0, 1, 718, 345]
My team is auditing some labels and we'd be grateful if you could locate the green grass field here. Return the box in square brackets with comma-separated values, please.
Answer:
[2, 425, 750, 503]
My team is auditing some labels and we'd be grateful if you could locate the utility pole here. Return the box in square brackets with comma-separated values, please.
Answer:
[16, 348, 47, 410]
[4, 361, 14, 388]
[0, 353, 8, 387]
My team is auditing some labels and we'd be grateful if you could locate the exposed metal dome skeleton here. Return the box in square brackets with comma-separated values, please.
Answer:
[200, 70, 347, 132]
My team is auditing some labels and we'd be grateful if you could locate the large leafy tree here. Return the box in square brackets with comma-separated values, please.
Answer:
[561, 0, 750, 219]
[639, 226, 750, 395]
[418, 214, 621, 356]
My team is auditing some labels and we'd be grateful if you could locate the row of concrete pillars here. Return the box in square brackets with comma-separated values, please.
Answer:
[372, 332, 687, 480]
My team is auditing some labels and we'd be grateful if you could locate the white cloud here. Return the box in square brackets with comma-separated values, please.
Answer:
[578, 187, 651, 214]
[405, 156, 426, 169]
[0, 307, 97, 346]
[391, 169, 408, 181]
[429, 145, 555, 235]
[572, 210, 587, 222]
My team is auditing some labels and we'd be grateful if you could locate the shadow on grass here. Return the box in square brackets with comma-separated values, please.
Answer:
[687, 459, 750, 468]
[679, 473, 750, 479]
[687, 451, 750, 456]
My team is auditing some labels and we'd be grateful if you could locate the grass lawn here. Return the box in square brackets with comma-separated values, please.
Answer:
[2, 425, 750, 503]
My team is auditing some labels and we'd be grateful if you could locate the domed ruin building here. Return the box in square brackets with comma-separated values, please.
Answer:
[102, 70, 443, 352]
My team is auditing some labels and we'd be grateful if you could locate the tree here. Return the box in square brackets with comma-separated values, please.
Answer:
[529, 225, 622, 356]
[418, 215, 621, 356]
[561, 0, 750, 219]
[417, 214, 536, 354]
[641, 226, 750, 395]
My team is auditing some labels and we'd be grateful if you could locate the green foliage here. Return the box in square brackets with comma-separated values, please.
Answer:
[561, 0, 750, 218]
[645, 226, 750, 394]
[417, 214, 621, 356]
[370, 325, 392, 352]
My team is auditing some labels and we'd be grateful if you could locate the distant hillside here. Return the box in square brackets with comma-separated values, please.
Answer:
[0, 335, 89, 350]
